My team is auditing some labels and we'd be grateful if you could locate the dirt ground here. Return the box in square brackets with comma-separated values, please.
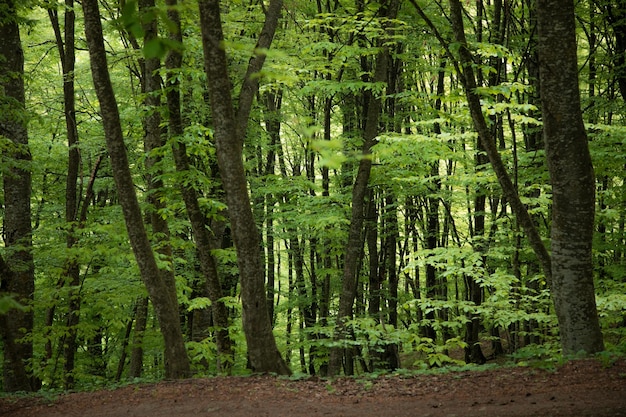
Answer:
[1, 359, 625, 417]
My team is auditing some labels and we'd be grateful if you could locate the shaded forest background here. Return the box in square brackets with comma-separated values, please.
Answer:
[1, 0, 625, 392]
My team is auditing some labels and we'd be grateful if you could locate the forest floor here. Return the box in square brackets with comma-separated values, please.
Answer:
[1, 358, 625, 417]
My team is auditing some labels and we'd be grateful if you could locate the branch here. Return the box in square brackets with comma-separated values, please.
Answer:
[235, 0, 284, 144]
[447, 0, 552, 284]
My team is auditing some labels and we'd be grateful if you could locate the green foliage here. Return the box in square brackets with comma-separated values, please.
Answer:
[3, 0, 625, 392]
[405, 335, 467, 368]
[0, 295, 25, 314]
[509, 342, 562, 370]
[118, 0, 182, 59]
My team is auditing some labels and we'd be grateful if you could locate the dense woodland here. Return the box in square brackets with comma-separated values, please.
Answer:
[0, 0, 625, 392]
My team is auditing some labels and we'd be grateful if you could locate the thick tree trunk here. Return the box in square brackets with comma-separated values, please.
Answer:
[140, 0, 179, 311]
[0, 0, 36, 392]
[198, 0, 290, 375]
[137, 0, 190, 374]
[82, 0, 190, 379]
[536, 0, 605, 355]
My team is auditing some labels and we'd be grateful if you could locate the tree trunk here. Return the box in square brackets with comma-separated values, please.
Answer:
[0, 0, 36, 392]
[536, 0, 605, 355]
[602, 0, 626, 101]
[82, 0, 190, 379]
[49, 0, 82, 389]
[198, 0, 290, 375]
[164, 0, 233, 372]
[328, 29, 393, 378]
[445, 0, 553, 284]
[383, 192, 400, 370]
[261, 89, 282, 327]
[129, 297, 149, 378]
[137, 0, 192, 374]
[366, 190, 380, 320]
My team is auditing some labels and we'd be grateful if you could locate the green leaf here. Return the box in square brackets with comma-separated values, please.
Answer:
[0, 295, 25, 314]
[120, 0, 144, 39]
[143, 38, 168, 60]
[187, 297, 212, 312]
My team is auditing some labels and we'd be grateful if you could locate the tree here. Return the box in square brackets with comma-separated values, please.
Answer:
[81, 0, 190, 379]
[601, 0, 626, 101]
[328, 0, 400, 376]
[536, 0, 605, 355]
[46, 0, 85, 389]
[442, 0, 552, 282]
[138, 0, 181, 377]
[0, 0, 36, 392]
[165, 0, 234, 372]
[198, 0, 290, 375]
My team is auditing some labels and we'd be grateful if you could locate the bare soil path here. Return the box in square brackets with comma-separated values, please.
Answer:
[2, 359, 625, 417]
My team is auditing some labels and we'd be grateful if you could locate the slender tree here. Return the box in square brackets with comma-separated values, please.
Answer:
[443, 0, 552, 283]
[165, 0, 233, 371]
[81, 0, 190, 378]
[47, 0, 83, 389]
[328, 0, 400, 376]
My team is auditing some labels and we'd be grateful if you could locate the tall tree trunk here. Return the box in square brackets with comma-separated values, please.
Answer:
[440, 0, 553, 284]
[140, 0, 178, 308]
[383, 192, 400, 369]
[261, 88, 282, 326]
[327, 74, 383, 375]
[328, 1, 397, 374]
[464, 0, 505, 364]
[49, 0, 82, 389]
[536, 0, 604, 355]
[424, 59, 447, 342]
[198, 0, 290, 375]
[466, 153, 487, 364]
[164, 0, 233, 372]
[0, 0, 36, 392]
[82, 0, 190, 379]
[129, 297, 149, 378]
[602, 0, 626, 101]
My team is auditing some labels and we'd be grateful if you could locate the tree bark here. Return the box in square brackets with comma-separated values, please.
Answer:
[49, 0, 82, 389]
[328, 32, 391, 379]
[261, 89, 282, 326]
[383, 192, 400, 369]
[165, 0, 233, 372]
[198, 0, 290, 375]
[327, 0, 399, 376]
[536, 0, 605, 355]
[0, 0, 36, 392]
[140, 0, 179, 312]
[129, 297, 149, 378]
[82, 0, 190, 379]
